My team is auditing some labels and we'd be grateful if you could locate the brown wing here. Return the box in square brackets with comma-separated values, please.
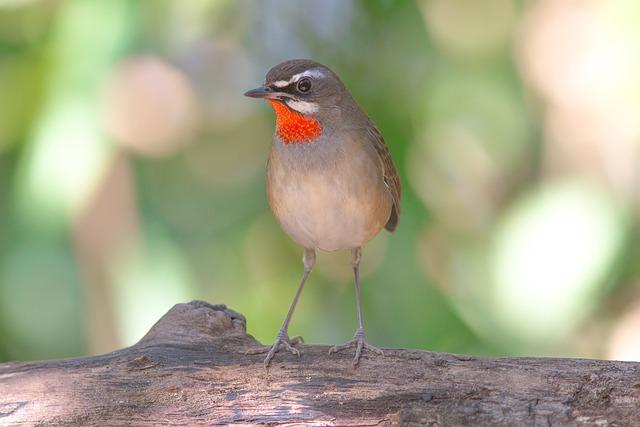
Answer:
[366, 125, 401, 232]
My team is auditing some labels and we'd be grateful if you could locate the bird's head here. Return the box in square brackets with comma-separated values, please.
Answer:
[244, 59, 349, 144]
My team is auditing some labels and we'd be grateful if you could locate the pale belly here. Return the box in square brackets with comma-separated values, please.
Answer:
[267, 140, 392, 251]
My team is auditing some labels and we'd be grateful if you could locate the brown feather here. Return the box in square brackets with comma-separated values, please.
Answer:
[365, 125, 401, 232]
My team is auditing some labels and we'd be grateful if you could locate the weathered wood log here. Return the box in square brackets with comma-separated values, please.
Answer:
[1, 301, 639, 426]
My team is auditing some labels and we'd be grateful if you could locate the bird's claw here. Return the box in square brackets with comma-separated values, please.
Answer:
[328, 328, 383, 367]
[246, 330, 303, 367]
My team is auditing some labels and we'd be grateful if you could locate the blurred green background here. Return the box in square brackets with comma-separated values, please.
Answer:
[1, 0, 639, 363]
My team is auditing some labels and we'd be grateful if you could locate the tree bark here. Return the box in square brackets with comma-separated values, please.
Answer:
[1, 301, 639, 426]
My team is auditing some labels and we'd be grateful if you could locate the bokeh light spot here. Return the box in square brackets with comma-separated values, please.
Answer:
[419, 0, 516, 57]
[103, 55, 201, 157]
[492, 181, 625, 342]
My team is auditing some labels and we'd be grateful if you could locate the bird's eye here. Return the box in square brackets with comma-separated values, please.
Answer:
[296, 78, 312, 93]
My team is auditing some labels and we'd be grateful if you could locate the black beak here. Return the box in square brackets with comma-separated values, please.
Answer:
[244, 85, 274, 99]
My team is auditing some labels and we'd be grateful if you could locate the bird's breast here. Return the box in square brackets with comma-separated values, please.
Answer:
[267, 134, 392, 251]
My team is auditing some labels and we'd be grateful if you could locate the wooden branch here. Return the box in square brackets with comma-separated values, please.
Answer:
[1, 301, 639, 426]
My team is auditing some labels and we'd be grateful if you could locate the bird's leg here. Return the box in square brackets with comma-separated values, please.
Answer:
[329, 247, 383, 366]
[247, 248, 316, 368]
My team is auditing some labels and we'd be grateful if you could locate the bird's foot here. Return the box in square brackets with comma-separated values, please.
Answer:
[328, 327, 383, 367]
[246, 329, 303, 368]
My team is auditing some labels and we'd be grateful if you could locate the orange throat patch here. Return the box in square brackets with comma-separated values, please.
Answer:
[267, 99, 321, 144]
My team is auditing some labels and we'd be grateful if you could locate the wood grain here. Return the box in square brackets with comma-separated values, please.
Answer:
[1, 301, 639, 426]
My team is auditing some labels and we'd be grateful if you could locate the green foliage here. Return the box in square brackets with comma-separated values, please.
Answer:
[1, 0, 638, 362]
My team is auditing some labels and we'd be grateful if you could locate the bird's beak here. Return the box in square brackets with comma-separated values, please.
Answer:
[244, 85, 275, 99]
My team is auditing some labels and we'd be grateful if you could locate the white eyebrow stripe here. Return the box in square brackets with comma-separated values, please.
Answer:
[293, 69, 326, 80]
[270, 69, 326, 88]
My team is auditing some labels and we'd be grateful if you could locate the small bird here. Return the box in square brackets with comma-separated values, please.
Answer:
[244, 59, 401, 367]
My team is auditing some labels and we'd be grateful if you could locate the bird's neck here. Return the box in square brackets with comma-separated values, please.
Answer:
[267, 100, 321, 144]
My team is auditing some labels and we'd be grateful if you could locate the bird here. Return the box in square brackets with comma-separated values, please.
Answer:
[244, 59, 401, 367]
